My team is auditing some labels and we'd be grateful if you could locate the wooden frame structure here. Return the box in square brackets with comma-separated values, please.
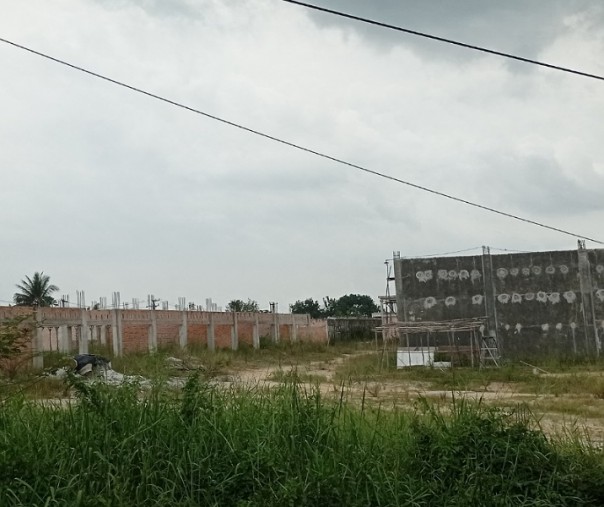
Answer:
[376, 317, 499, 368]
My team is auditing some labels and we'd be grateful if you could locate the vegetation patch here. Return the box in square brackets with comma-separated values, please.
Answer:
[0, 376, 603, 506]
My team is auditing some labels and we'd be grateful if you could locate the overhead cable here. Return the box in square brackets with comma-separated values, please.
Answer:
[0, 36, 602, 245]
[281, 0, 604, 82]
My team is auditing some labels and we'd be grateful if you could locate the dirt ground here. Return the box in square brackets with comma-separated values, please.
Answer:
[223, 351, 604, 445]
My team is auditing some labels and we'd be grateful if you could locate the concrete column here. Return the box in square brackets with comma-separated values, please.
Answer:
[291, 315, 298, 343]
[53, 327, 60, 351]
[272, 310, 280, 344]
[481, 246, 499, 343]
[58, 325, 70, 353]
[253, 313, 260, 349]
[80, 309, 89, 354]
[33, 311, 44, 369]
[179, 311, 188, 349]
[231, 312, 239, 351]
[208, 313, 216, 351]
[149, 309, 158, 352]
[112, 309, 123, 357]
[578, 242, 599, 355]
[100, 325, 107, 346]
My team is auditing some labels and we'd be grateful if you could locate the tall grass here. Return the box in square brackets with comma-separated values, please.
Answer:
[0, 376, 603, 506]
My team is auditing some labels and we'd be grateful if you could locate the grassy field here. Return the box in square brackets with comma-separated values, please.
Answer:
[1, 374, 604, 506]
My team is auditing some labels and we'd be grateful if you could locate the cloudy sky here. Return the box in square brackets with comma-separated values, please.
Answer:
[1, 0, 603, 311]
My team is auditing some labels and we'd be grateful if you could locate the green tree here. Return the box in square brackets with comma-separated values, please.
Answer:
[13, 272, 59, 307]
[333, 294, 379, 317]
[226, 299, 259, 312]
[290, 298, 323, 319]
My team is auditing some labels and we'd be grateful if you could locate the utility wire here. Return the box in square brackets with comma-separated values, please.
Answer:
[281, 0, 604, 82]
[0, 36, 602, 245]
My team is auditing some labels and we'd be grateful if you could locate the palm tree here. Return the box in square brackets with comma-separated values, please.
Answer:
[13, 272, 59, 307]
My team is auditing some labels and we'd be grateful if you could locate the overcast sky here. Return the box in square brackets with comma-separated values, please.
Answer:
[1, 0, 603, 311]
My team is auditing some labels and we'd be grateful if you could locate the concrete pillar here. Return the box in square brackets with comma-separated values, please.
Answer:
[112, 309, 123, 357]
[253, 313, 260, 349]
[100, 325, 107, 346]
[481, 246, 499, 343]
[208, 313, 216, 351]
[231, 312, 239, 351]
[53, 327, 60, 351]
[272, 310, 280, 344]
[149, 309, 158, 352]
[33, 311, 44, 369]
[80, 309, 89, 354]
[291, 315, 298, 343]
[58, 325, 70, 353]
[179, 311, 188, 349]
[578, 241, 599, 355]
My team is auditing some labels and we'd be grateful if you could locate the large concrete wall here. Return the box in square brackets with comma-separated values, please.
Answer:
[0, 306, 328, 368]
[393, 244, 604, 359]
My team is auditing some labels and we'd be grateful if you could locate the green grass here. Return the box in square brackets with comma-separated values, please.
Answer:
[0, 376, 603, 506]
[335, 352, 604, 397]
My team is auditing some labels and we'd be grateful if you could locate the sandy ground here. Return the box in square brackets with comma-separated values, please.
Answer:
[221, 353, 604, 445]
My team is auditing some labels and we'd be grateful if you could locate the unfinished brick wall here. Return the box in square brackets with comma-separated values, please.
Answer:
[0, 307, 328, 366]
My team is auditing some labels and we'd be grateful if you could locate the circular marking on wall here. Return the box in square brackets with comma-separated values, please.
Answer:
[437, 270, 448, 280]
[515, 323, 523, 333]
[532, 266, 542, 275]
[444, 296, 457, 307]
[416, 271, 427, 282]
[471, 294, 483, 305]
[541, 323, 550, 332]
[459, 269, 469, 280]
[563, 291, 576, 303]
[470, 269, 481, 281]
[504, 324, 511, 331]
[524, 292, 535, 301]
[548, 292, 560, 304]
[559, 265, 569, 275]
[556, 323, 563, 331]
[423, 297, 437, 309]
[496, 268, 508, 279]
[424, 270, 433, 281]
[521, 267, 531, 276]
[512, 293, 522, 303]
[545, 265, 556, 275]
[448, 270, 458, 280]
[597, 264, 604, 274]
[536, 291, 548, 303]
[596, 289, 604, 302]
[510, 267, 519, 276]
[570, 322, 577, 330]
[497, 294, 510, 304]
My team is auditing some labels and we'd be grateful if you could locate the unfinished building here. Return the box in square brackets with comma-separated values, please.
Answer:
[384, 241, 604, 365]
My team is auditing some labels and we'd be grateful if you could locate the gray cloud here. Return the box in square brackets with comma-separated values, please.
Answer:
[0, 0, 603, 309]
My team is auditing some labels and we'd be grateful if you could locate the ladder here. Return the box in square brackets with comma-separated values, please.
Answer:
[480, 335, 500, 367]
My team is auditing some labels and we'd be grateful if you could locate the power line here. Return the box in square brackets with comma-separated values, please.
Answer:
[281, 0, 604, 83]
[0, 36, 602, 245]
